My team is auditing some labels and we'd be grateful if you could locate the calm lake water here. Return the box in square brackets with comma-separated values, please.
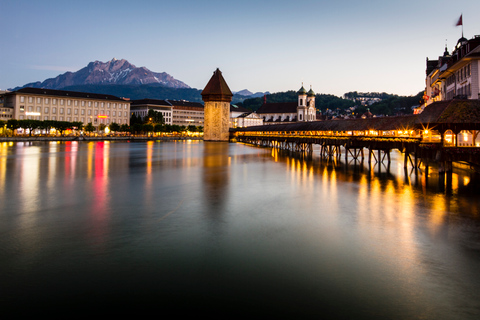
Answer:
[1, 140, 480, 318]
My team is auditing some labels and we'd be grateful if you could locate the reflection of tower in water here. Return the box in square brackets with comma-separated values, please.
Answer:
[202, 142, 230, 214]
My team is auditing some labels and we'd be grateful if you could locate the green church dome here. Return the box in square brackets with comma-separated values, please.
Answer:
[298, 86, 307, 95]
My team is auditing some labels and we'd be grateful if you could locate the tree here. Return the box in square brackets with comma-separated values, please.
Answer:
[18, 119, 41, 136]
[109, 122, 120, 134]
[120, 124, 130, 133]
[54, 121, 72, 136]
[154, 123, 165, 134]
[143, 123, 154, 136]
[130, 113, 141, 125]
[146, 109, 164, 124]
[98, 123, 106, 134]
[84, 123, 95, 136]
[0, 120, 6, 136]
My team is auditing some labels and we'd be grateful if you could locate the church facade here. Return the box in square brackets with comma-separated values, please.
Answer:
[256, 85, 316, 124]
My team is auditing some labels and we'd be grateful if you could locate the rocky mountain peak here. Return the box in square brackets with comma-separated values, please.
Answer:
[13, 59, 190, 90]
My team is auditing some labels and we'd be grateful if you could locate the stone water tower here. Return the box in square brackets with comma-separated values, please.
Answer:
[201, 68, 233, 141]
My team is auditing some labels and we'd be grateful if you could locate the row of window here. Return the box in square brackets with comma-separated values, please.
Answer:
[446, 63, 472, 86]
[18, 115, 128, 124]
[457, 63, 471, 82]
[19, 105, 128, 117]
[18, 96, 129, 109]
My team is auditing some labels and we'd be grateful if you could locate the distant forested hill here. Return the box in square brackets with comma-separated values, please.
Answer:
[237, 91, 355, 112]
[354, 91, 424, 115]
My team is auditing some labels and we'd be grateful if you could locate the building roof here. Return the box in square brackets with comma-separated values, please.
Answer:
[9, 87, 128, 101]
[230, 104, 251, 113]
[131, 99, 171, 106]
[298, 86, 307, 95]
[167, 100, 204, 109]
[416, 99, 480, 124]
[256, 102, 297, 114]
[201, 68, 233, 102]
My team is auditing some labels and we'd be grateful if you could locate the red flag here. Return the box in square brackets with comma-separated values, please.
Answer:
[456, 14, 463, 26]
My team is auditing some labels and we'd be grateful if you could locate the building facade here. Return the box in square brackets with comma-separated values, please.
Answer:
[230, 104, 263, 128]
[257, 85, 316, 124]
[232, 112, 263, 128]
[130, 99, 173, 125]
[425, 35, 480, 107]
[169, 100, 204, 126]
[0, 91, 14, 121]
[3, 88, 130, 127]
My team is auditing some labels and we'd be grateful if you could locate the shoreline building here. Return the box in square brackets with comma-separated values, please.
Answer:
[2, 88, 130, 127]
[130, 99, 204, 126]
[424, 34, 480, 108]
[170, 100, 204, 126]
[130, 99, 173, 125]
[201, 69, 233, 141]
[0, 90, 14, 121]
[230, 104, 263, 128]
[257, 85, 316, 124]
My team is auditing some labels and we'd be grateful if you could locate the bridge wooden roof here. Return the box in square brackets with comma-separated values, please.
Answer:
[234, 100, 480, 133]
[416, 100, 480, 124]
[235, 115, 418, 132]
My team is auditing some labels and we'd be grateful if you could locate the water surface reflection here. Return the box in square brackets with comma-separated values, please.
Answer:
[1, 141, 479, 318]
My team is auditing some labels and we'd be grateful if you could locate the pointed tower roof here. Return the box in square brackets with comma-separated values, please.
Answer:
[298, 84, 307, 95]
[201, 68, 233, 102]
[307, 86, 315, 97]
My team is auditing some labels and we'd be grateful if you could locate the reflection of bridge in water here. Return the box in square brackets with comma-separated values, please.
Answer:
[232, 100, 480, 175]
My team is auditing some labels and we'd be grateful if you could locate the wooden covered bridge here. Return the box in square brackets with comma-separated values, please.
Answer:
[231, 100, 480, 173]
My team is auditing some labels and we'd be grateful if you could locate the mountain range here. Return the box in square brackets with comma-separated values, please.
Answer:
[10, 58, 270, 103]
[12, 58, 190, 91]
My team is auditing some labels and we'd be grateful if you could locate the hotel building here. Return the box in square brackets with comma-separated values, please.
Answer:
[130, 99, 173, 125]
[3, 88, 131, 127]
[425, 34, 480, 107]
[170, 100, 204, 126]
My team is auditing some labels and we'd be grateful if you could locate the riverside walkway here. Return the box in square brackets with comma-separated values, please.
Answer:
[232, 100, 480, 173]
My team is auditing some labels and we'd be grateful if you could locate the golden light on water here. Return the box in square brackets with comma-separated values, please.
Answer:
[0, 143, 7, 192]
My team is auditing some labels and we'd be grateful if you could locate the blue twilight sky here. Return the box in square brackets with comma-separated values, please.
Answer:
[1, 0, 479, 97]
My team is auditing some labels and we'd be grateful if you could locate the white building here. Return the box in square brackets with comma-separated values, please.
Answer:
[229, 104, 263, 128]
[425, 34, 480, 107]
[130, 99, 173, 124]
[231, 112, 263, 128]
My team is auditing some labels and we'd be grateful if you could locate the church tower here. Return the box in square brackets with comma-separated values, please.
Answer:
[201, 69, 233, 141]
[297, 84, 307, 122]
[307, 86, 316, 121]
